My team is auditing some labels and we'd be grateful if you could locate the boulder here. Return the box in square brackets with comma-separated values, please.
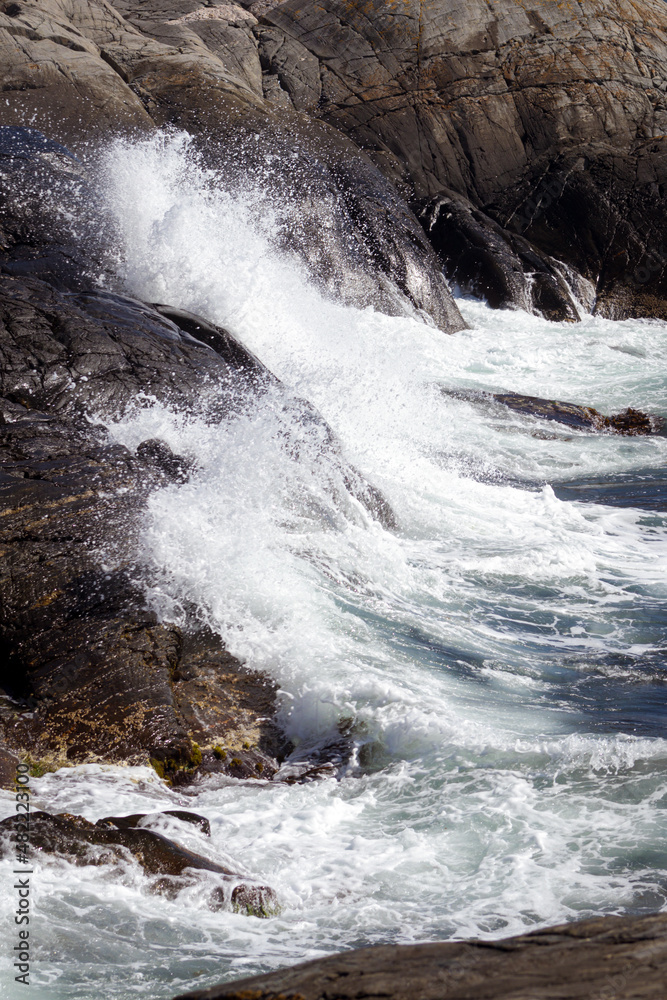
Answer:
[274, 729, 355, 784]
[442, 387, 660, 436]
[0, 810, 279, 915]
[172, 912, 667, 999]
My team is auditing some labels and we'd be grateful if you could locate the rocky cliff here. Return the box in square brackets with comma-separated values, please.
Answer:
[1, 3, 666, 992]
[254, 0, 667, 318]
[4, 0, 665, 319]
[0, 0, 464, 330]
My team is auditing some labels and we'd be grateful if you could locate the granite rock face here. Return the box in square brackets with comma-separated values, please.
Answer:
[0, 4, 463, 331]
[173, 912, 667, 1000]
[4, 2, 667, 318]
[0, 0, 261, 137]
[254, 0, 667, 319]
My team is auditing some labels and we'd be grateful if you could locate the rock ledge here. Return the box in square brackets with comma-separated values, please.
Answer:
[173, 912, 667, 1000]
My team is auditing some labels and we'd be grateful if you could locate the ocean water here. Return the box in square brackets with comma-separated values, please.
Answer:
[1, 133, 666, 999]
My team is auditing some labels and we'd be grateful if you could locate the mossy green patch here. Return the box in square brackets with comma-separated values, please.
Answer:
[150, 741, 203, 784]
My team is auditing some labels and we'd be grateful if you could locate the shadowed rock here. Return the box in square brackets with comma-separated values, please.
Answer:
[171, 912, 667, 999]
[0, 126, 113, 292]
[0, 379, 291, 779]
[422, 194, 595, 321]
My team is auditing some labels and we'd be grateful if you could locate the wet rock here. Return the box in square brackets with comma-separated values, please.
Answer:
[0, 267, 392, 777]
[422, 194, 594, 321]
[97, 810, 212, 837]
[0, 132, 399, 525]
[136, 439, 193, 484]
[444, 388, 659, 436]
[153, 306, 278, 393]
[0, 126, 112, 292]
[0, 810, 232, 874]
[172, 912, 667, 999]
[274, 731, 355, 784]
[169, 628, 293, 781]
[179, 125, 464, 332]
[1, 2, 465, 332]
[0, 276, 253, 420]
[0, 404, 289, 775]
[606, 408, 655, 436]
[228, 883, 279, 918]
[0, 746, 19, 790]
[0, 810, 278, 915]
[0, 273, 294, 777]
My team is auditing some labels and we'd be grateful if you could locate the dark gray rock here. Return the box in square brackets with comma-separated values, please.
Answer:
[274, 729, 355, 784]
[443, 387, 661, 436]
[172, 912, 667, 999]
[97, 811, 212, 836]
[0, 276, 249, 419]
[0, 390, 290, 779]
[0, 266, 395, 777]
[0, 810, 279, 915]
[0, 126, 112, 292]
[422, 193, 595, 321]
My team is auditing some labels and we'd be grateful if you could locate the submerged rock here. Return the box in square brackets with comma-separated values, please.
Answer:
[0, 811, 278, 915]
[274, 731, 356, 784]
[444, 388, 659, 436]
[97, 810, 212, 837]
